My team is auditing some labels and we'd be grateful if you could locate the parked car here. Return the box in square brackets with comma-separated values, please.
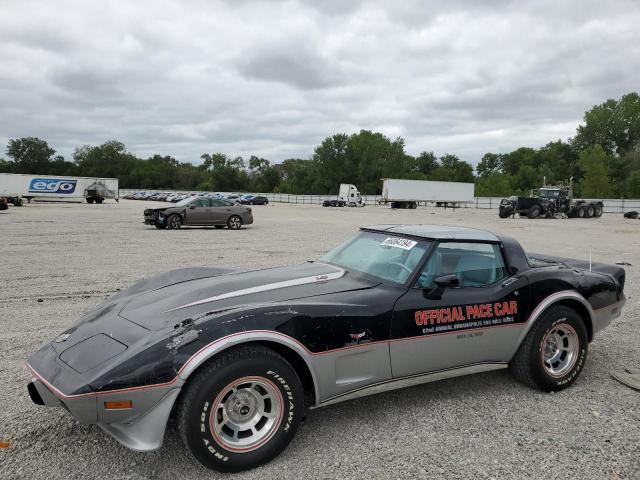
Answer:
[240, 195, 269, 205]
[144, 196, 253, 229]
[26, 225, 625, 472]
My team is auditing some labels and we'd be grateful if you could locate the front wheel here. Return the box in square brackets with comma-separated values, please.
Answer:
[527, 205, 541, 219]
[167, 214, 182, 229]
[176, 345, 304, 472]
[499, 206, 514, 218]
[509, 305, 588, 391]
[227, 215, 242, 230]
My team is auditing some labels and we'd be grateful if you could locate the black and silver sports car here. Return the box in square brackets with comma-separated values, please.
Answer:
[26, 225, 626, 472]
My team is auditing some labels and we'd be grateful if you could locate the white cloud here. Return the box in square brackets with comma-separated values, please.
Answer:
[0, 0, 639, 164]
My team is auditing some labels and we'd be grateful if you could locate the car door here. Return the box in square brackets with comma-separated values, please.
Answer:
[186, 198, 212, 225]
[209, 199, 232, 224]
[390, 241, 530, 378]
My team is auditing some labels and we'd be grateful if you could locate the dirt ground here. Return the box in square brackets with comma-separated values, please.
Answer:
[1, 200, 638, 479]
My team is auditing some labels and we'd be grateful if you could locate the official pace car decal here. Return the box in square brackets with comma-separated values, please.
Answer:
[415, 300, 520, 335]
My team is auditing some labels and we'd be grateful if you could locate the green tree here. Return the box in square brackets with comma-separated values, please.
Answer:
[276, 159, 317, 194]
[410, 151, 439, 177]
[73, 140, 138, 182]
[6, 137, 57, 173]
[476, 153, 504, 178]
[573, 92, 640, 156]
[0, 157, 14, 173]
[475, 173, 514, 197]
[578, 146, 611, 198]
[432, 154, 474, 182]
[201, 153, 250, 192]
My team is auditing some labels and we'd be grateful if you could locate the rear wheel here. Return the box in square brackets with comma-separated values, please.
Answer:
[227, 215, 242, 230]
[86, 198, 95, 204]
[576, 206, 585, 218]
[584, 205, 594, 218]
[594, 205, 603, 217]
[509, 305, 588, 391]
[167, 214, 182, 229]
[176, 345, 304, 472]
[527, 205, 541, 219]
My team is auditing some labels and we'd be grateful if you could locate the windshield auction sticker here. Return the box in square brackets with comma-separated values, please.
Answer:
[381, 237, 417, 250]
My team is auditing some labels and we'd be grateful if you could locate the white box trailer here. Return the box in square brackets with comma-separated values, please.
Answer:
[0, 173, 119, 204]
[381, 179, 474, 209]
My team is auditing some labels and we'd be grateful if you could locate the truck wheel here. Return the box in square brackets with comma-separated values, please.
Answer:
[95, 198, 103, 204]
[227, 215, 242, 230]
[594, 205, 603, 217]
[499, 206, 513, 218]
[176, 345, 304, 473]
[87, 198, 95, 204]
[584, 205, 594, 218]
[576, 206, 585, 218]
[409, 202, 417, 209]
[167, 214, 182, 229]
[509, 305, 588, 391]
[527, 205, 541, 219]
[390, 202, 398, 209]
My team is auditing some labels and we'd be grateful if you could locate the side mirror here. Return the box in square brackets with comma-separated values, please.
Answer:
[189, 205, 196, 209]
[434, 274, 459, 288]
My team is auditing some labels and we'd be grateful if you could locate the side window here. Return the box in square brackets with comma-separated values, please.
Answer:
[193, 198, 209, 207]
[415, 242, 507, 288]
[210, 199, 224, 207]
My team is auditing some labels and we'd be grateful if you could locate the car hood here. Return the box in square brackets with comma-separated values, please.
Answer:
[118, 262, 376, 331]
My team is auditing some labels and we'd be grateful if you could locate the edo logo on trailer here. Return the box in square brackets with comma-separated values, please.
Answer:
[28, 178, 77, 194]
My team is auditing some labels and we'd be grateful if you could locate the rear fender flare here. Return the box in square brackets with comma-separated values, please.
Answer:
[509, 290, 594, 359]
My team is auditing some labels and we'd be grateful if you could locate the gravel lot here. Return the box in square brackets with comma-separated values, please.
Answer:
[1, 200, 639, 480]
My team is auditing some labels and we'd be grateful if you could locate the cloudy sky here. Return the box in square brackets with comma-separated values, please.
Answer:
[1, 0, 639, 165]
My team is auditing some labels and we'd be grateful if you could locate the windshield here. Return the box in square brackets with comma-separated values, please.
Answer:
[174, 197, 195, 207]
[320, 232, 430, 284]
[539, 189, 560, 198]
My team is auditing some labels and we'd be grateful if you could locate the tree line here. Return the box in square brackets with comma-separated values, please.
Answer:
[1, 92, 639, 198]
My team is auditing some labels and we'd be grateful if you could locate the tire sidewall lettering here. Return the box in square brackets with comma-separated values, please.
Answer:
[536, 313, 587, 388]
[198, 368, 296, 460]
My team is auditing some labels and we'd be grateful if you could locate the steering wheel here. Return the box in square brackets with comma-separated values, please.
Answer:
[389, 261, 413, 274]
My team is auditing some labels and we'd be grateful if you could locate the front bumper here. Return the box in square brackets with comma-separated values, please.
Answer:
[26, 344, 183, 451]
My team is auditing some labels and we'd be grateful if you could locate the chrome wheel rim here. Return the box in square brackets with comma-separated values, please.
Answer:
[541, 324, 579, 377]
[229, 217, 241, 229]
[169, 217, 181, 228]
[210, 376, 283, 452]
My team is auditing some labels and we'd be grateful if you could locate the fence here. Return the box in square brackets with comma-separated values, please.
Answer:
[119, 189, 640, 213]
